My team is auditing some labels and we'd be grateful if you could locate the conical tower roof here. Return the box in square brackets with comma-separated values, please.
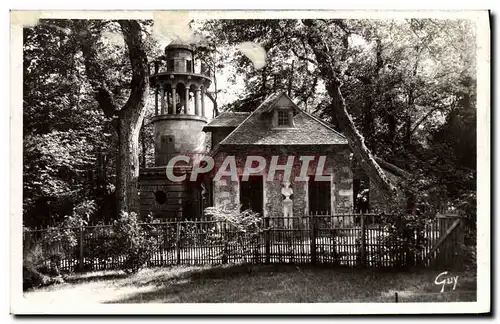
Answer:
[165, 37, 193, 52]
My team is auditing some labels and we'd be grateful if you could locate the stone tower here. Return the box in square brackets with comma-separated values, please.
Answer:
[139, 39, 212, 219]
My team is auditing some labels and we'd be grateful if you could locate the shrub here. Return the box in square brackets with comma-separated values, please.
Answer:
[375, 213, 428, 268]
[23, 239, 65, 290]
[72, 200, 96, 224]
[37, 204, 94, 273]
[22, 200, 96, 289]
[204, 205, 263, 262]
[462, 243, 477, 272]
[110, 211, 157, 274]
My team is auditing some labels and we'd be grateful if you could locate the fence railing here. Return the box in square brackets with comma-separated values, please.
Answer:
[23, 213, 465, 273]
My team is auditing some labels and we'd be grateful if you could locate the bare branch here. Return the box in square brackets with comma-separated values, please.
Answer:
[331, 19, 351, 36]
[205, 91, 219, 117]
[410, 104, 450, 135]
[291, 47, 317, 66]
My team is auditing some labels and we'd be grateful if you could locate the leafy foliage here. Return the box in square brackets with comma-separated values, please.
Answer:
[23, 20, 120, 226]
[198, 19, 476, 219]
[110, 212, 158, 274]
[23, 200, 96, 280]
[23, 18, 477, 249]
[23, 19, 161, 226]
[205, 205, 264, 262]
[375, 213, 429, 268]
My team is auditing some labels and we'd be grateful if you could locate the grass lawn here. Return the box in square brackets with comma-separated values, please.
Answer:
[23, 264, 477, 303]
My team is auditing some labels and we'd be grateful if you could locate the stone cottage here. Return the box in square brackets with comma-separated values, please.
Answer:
[202, 92, 354, 224]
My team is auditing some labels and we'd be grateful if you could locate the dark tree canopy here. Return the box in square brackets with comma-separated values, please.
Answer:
[23, 18, 477, 229]
[196, 18, 476, 214]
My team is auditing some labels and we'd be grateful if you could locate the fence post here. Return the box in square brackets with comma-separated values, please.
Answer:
[264, 216, 270, 264]
[310, 215, 317, 265]
[360, 214, 366, 267]
[78, 226, 84, 272]
[176, 221, 181, 265]
[222, 222, 228, 264]
[457, 217, 465, 270]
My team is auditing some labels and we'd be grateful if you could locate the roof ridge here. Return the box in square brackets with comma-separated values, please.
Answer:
[275, 92, 345, 139]
[219, 111, 251, 114]
[219, 92, 283, 145]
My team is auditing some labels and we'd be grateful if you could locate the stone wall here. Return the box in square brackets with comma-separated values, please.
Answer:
[212, 175, 239, 210]
[139, 168, 202, 219]
[211, 145, 353, 228]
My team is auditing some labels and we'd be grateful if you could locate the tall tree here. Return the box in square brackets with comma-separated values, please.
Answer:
[199, 19, 323, 113]
[23, 20, 116, 226]
[302, 19, 399, 200]
[200, 18, 476, 207]
[73, 20, 150, 214]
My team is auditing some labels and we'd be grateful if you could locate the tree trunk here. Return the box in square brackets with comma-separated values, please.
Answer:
[330, 80, 399, 199]
[303, 19, 399, 200]
[75, 19, 149, 216]
[362, 95, 375, 149]
[140, 120, 146, 168]
[206, 92, 219, 117]
[116, 114, 143, 214]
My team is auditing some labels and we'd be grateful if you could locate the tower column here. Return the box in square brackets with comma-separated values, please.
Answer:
[201, 88, 206, 117]
[194, 86, 201, 116]
[171, 84, 177, 114]
[154, 87, 159, 116]
[166, 83, 173, 114]
[185, 86, 190, 114]
[160, 86, 166, 115]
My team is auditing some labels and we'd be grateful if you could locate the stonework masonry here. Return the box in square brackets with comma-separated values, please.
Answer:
[210, 146, 353, 228]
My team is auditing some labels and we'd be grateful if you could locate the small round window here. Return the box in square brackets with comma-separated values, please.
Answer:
[154, 190, 167, 205]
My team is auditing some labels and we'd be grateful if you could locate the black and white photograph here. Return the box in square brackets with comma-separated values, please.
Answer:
[10, 10, 490, 315]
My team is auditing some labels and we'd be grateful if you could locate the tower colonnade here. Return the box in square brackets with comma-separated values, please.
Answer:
[153, 82, 206, 117]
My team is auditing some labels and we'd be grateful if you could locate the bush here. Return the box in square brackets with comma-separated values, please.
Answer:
[110, 211, 157, 274]
[204, 205, 263, 262]
[375, 213, 428, 268]
[23, 201, 96, 289]
[23, 241, 65, 290]
[77, 225, 115, 271]
[462, 243, 477, 272]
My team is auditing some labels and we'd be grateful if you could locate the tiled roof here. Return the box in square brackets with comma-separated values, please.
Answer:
[219, 92, 348, 146]
[202, 112, 251, 130]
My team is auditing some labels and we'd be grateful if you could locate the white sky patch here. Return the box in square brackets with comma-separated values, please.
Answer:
[420, 57, 438, 78]
[349, 34, 368, 47]
[153, 11, 193, 43]
[101, 30, 124, 47]
[237, 42, 266, 70]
